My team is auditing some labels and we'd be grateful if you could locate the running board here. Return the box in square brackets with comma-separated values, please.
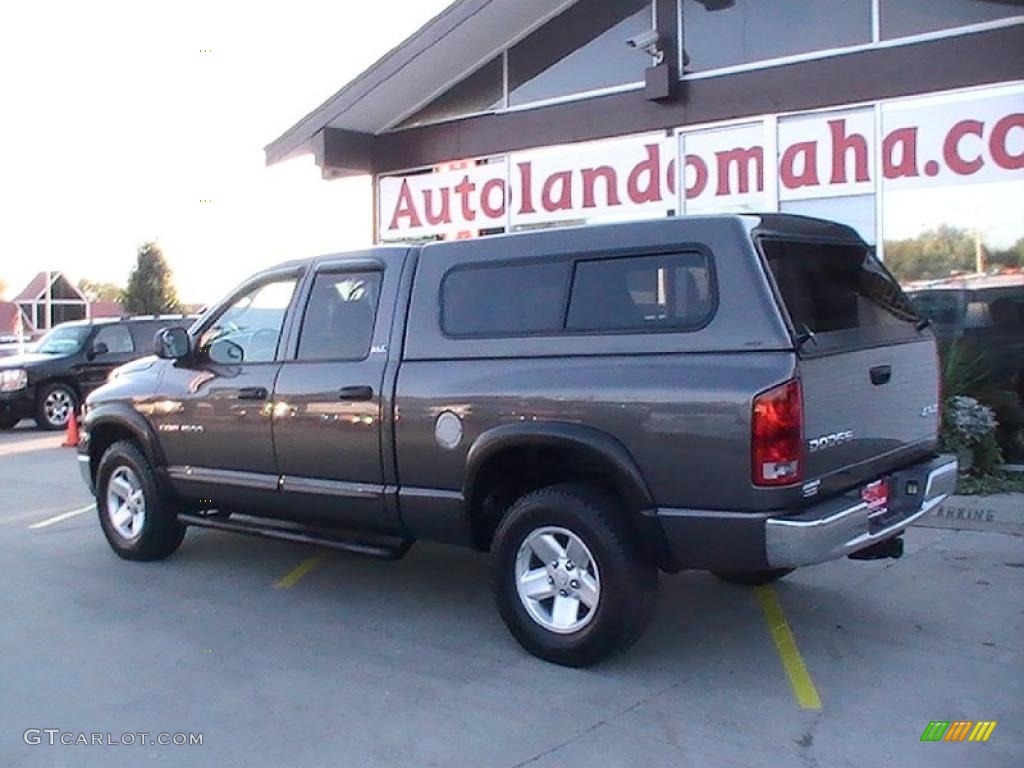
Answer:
[177, 513, 414, 561]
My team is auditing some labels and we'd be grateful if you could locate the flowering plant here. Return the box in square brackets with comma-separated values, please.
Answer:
[941, 395, 1002, 472]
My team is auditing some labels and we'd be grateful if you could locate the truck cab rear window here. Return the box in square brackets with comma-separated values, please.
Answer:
[761, 240, 919, 335]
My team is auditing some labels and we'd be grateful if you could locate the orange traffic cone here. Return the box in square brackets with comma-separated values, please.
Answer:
[63, 409, 80, 448]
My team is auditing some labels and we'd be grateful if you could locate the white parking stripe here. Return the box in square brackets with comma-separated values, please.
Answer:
[28, 504, 96, 529]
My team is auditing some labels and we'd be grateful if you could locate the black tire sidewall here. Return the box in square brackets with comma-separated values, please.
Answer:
[492, 484, 656, 666]
[35, 382, 77, 431]
[96, 441, 184, 560]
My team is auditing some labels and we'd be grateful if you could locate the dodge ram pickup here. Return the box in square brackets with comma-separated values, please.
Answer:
[77, 215, 957, 666]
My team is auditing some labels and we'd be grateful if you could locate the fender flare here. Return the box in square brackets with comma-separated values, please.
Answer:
[463, 421, 654, 512]
[84, 403, 167, 472]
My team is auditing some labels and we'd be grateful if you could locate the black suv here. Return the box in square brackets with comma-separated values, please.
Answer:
[0, 316, 194, 430]
[77, 216, 956, 666]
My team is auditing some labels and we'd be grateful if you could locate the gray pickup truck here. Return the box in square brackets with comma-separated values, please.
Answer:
[77, 215, 957, 666]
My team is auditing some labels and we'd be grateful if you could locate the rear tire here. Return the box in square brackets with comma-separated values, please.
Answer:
[35, 381, 77, 431]
[96, 440, 185, 561]
[491, 483, 657, 667]
[712, 568, 794, 586]
[0, 413, 18, 430]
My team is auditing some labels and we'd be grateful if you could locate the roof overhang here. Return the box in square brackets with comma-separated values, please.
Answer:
[264, 0, 578, 173]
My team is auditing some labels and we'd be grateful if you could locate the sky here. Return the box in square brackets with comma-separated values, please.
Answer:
[0, 0, 452, 304]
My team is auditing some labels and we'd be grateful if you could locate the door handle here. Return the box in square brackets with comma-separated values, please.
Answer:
[338, 385, 374, 401]
[238, 386, 269, 400]
[870, 365, 892, 386]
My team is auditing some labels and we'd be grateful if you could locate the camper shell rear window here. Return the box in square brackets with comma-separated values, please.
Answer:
[758, 238, 923, 354]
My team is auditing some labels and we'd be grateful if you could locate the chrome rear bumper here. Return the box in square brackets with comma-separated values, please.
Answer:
[764, 454, 958, 568]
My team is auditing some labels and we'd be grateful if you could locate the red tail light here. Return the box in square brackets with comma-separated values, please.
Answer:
[752, 379, 803, 487]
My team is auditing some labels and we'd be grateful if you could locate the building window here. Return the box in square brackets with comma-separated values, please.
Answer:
[781, 196, 877, 245]
[397, 56, 504, 129]
[682, 122, 768, 213]
[879, 85, 1024, 286]
[880, 0, 1024, 40]
[776, 107, 878, 244]
[508, 0, 652, 107]
[679, 0, 872, 73]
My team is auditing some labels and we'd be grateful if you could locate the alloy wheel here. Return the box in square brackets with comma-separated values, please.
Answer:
[515, 526, 601, 634]
[44, 389, 74, 427]
[106, 466, 147, 540]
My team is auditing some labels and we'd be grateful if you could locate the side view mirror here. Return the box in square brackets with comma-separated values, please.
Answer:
[208, 339, 244, 365]
[88, 341, 109, 360]
[155, 327, 191, 360]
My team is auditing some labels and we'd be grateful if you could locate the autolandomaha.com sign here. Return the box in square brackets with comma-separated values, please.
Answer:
[378, 85, 1024, 240]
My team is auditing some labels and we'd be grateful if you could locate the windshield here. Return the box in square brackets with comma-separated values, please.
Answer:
[36, 325, 92, 355]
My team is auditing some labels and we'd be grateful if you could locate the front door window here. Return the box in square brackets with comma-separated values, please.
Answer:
[199, 279, 297, 365]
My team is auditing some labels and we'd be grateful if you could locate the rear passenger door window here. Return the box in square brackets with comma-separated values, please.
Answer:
[567, 253, 714, 332]
[92, 324, 135, 356]
[297, 271, 382, 361]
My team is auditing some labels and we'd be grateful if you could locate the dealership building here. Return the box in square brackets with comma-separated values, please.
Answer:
[266, 0, 1023, 274]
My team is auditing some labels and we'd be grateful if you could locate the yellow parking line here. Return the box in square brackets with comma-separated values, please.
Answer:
[755, 585, 822, 710]
[273, 553, 326, 589]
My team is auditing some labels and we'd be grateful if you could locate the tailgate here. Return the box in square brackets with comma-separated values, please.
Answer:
[800, 339, 939, 481]
[759, 235, 940, 490]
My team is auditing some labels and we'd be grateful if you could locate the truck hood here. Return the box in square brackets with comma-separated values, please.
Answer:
[0, 352, 63, 369]
[113, 356, 158, 376]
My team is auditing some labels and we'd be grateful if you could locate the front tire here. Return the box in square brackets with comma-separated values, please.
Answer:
[712, 568, 794, 586]
[35, 381, 77, 431]
[0, 412, 19, 430]
[491, 483, 657, 667]
[96, 440, 185, 561]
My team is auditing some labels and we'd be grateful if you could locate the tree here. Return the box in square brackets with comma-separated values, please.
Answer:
[78, 279, 123, 302]
[885, 224, 977, 282]
[121, 241, 181, 314]
[989, 237, 1024, 271]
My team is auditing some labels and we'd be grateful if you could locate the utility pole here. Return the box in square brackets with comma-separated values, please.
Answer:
[975, 230, 986, 275]
[15, 305, 25, 355]
[44, 270, 52, 330]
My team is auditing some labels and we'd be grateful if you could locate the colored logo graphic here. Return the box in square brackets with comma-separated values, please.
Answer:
[921, 721, 997, 742]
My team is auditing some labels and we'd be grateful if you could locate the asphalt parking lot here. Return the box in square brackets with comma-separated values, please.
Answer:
[1, 424, 1021, 768]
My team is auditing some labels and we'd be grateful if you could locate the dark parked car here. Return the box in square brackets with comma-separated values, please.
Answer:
[907, 275, 1024, 396]
[0, 316, 196, 430]
[77, 215, 956, 666]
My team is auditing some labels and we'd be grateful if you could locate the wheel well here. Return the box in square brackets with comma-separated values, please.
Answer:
[88, 423, 142, 484]
[468, 444, 640, 552]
